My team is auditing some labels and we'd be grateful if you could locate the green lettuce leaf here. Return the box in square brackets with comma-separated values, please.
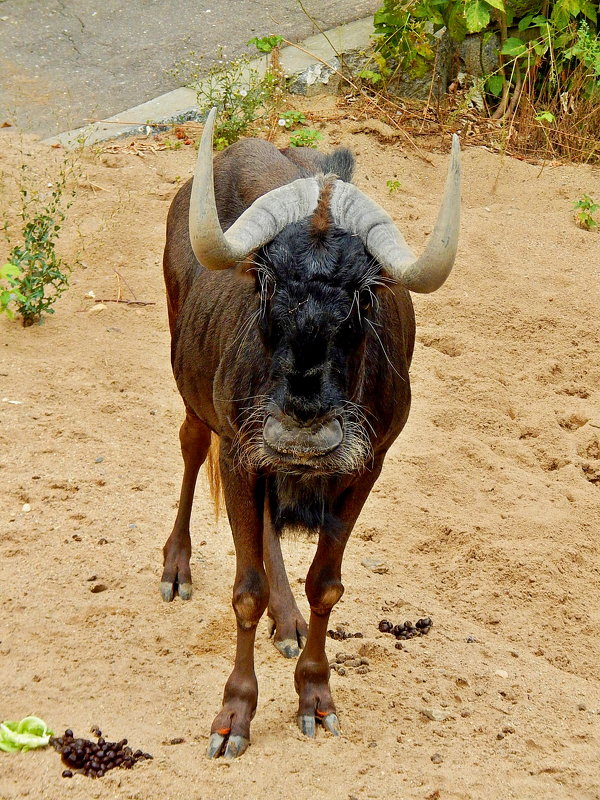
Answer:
[0, 716, 54, 752]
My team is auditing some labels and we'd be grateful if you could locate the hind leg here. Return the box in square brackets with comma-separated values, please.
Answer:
[263, 498, 308, 658]
[160, 410, 211, 601]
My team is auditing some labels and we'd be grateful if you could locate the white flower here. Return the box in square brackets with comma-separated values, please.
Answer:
[278, 118, 286, 127]
[239, 89, 248, 97]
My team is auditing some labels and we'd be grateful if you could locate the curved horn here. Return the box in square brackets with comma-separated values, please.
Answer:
[189, 107, 323, 270]
[329, 135, 461, 293]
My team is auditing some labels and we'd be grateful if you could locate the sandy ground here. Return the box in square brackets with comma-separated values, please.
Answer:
[1, 100, 599, 800]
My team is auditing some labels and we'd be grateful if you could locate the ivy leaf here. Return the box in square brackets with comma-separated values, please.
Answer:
[447, 3, 468, 40]
[518, 13, 535, 30]
[483, 0, 506, 11]
[464, 0, 491, 32]
[580, 0, 597, 21]
[501, 36, 528, 57]
[535, 110, 556, 123]
[486, 75, 504, 96]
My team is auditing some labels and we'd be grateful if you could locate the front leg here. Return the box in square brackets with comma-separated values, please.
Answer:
[295, 460, 383, 738]
[207, 447, 269, 759]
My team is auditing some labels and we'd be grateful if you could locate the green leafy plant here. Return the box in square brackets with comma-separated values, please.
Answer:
[3, 164, 74, 326]
[386, 179, 402, 193]
[277, 110, 307, 129]
[573, 194, 599, 230]
[0, 716, 54, 752]
[288, 129, 323, 148]
[247, 35, 283, 53]
[195, 56, 282, 150]
[369, 0, 599, 159]
[172, 38, 285, 151]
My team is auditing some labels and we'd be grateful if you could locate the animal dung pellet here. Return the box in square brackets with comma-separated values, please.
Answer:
[327, 628, 364, 641]
[378, 617, 433, 641]
[50, 728, 152, 778]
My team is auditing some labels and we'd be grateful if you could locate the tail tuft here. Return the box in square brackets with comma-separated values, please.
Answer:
[205, 433, 222, 519]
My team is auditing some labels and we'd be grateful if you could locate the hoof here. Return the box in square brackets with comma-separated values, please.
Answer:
[160, 581, 192, 602]
[298, 712, 341, 738]
[274, 638, 301, 659]
[160, 581, 175, 602]
[207, 732, 249, 760]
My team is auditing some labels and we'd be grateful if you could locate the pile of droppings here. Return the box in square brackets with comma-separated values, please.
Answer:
[50, 728, 152, 778]
[330, 652, 370, 676]
[378, 618, 432, 646]
[327, 627, 364, 641]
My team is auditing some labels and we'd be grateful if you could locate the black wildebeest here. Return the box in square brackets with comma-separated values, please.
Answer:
[161, 108, 460, 758]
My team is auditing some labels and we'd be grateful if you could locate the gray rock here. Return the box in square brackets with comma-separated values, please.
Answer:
[459, 33, 500, 77]
[361, 557, 389, 574]
[288, 59, 341, 97]
[421, 708, 453, 722]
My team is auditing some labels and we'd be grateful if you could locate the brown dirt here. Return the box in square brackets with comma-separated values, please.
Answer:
[1, 100, 599, 800]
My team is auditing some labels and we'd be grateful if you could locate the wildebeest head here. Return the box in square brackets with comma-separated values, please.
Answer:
[188, 109, 460, 477]
[252, 200, 381, 475]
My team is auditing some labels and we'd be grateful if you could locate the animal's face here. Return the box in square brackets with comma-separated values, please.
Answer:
[239, 220, 381, 475]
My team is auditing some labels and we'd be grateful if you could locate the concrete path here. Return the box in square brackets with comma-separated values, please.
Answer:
[0, 0, 379, 138]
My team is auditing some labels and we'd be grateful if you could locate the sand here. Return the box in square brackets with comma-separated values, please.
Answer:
[1, 100, 599, 800]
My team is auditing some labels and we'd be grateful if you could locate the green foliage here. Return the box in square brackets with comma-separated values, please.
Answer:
[535, 110, 556, 122]
[4, 166, 73, 327]
[277, 110, 307, 129]
[358, 68, 385, 84]
[0, 262, 26, 319]
[486, 74, 504, 95]
[194, 55, 281, 150]
[247, 35, 284, 53]
[386, 179, 402, 193]
[288, 129, 323, 148]
[573, 194, 599, 229]
[370, 0, 599, 144]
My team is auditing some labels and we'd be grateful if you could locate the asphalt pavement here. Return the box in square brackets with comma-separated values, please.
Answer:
[0, 0, 379, 138]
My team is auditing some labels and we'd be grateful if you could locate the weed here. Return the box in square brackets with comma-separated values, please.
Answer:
[573, 195, 599, 230]
[4, 164, 74, 326]
[288, 129, 323, 148]
[172, 38, 285, 150]
[277, 110, 307, 129]
[247, 35, 283, 54]
[386, 179, 402, 193]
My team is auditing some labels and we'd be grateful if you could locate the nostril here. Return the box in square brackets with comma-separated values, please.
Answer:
[263, 415, 343, 456]
[282, 404, 320, 428]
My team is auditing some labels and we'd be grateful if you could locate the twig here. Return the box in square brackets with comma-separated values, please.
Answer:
[114, 270, 138, 301]
[97, 299, 156, 306]
[296, 0, 343, 67]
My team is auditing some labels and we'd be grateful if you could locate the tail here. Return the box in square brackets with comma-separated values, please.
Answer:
[205, 432, 223, 519]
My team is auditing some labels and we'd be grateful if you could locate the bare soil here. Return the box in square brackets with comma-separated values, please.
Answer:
[1, 99, 599, 800]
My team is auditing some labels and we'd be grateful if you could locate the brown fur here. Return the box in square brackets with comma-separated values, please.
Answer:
[309, 181, 334, 242]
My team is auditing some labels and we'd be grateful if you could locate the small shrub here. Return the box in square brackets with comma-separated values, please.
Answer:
[573, 195, 599, 230]
[172, 40, 285, 151]
[4, 166, 73, 326]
